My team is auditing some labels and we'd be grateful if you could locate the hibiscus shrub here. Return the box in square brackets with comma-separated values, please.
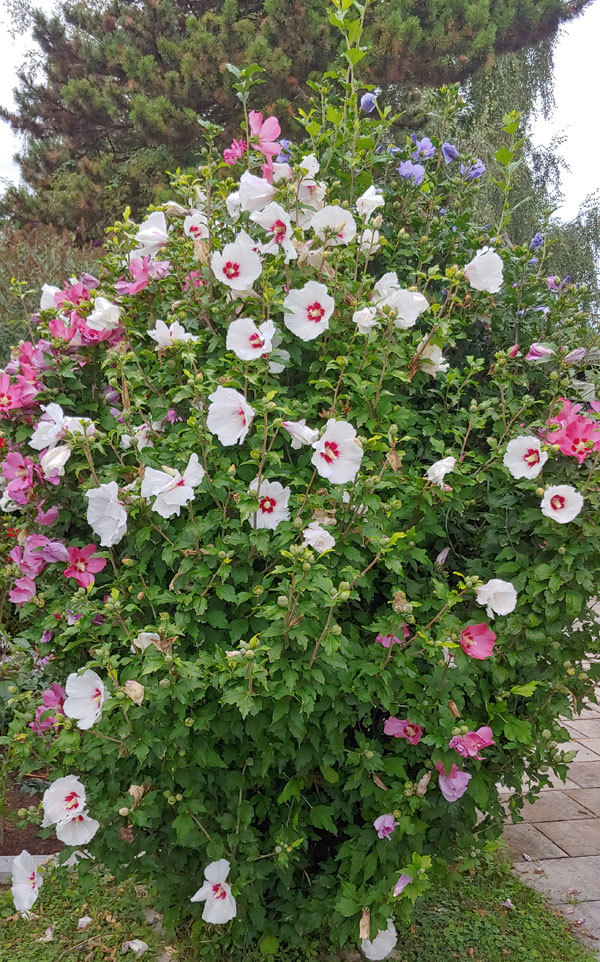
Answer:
[2, 4, 600, 959]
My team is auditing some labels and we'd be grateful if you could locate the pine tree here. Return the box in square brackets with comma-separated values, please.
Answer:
[0, 0, 593, 235]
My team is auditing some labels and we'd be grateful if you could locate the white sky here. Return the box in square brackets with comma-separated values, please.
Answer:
[0, 0, 598, 221]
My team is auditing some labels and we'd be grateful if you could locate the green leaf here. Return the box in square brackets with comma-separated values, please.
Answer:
[310, 805, 338, 834]
[510, 681, 539, 697]
[503, 717, 533, 744]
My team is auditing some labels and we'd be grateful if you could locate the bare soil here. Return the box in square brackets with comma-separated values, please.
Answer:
[0, 776, 63, 855]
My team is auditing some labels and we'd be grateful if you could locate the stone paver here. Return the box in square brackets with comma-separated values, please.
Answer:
[568, 763, 600, 788]
[566, 789, 600, 816]
[503, 823, 568, 859]
[520, 791, 595, 822]
[504, 693, 600, 958]
[536, 820, 600, 857]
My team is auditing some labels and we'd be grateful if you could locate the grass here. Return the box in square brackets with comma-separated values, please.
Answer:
[0, 855, 596, 962]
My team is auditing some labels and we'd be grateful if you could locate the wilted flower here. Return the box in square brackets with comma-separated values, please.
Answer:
[393, 874, 412, 896]
[449, 726, 494, 759]
[426, 456, 456, 488]
[124, 680, 145, 705]
[361, 919, 397, 960]
[281, 419, 319, 449]
[302, 521, 335, 552]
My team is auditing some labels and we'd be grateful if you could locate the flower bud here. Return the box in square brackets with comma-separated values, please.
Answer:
[159, 678, 170, 688]
[119, 807, 130, 816]
[184, 717, 194, 727]
[277, 595, 288, 607]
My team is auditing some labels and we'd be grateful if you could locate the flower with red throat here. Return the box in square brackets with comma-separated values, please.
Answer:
[64, 545, 107, 589]
[449, 726, 494, 759]
[459, 623, 497, 660]
[311, 419, 363, 484]
[249, 478, 291, 530]
[190, 859, 237, 924]
[540, 484, 584, 524]
[384, 717, 423, 745]
[435, 762, 472, 802]
[248, 110, 281, 163]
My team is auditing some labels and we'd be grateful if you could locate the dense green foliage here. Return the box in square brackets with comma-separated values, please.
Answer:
[1, 7, 600, 957]
[1, 0, 593, 235]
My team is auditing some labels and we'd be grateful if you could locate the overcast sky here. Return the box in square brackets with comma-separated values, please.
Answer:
[0, 0, 598, 221]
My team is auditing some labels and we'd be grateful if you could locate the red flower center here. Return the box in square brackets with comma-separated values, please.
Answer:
[237, 407, 247, 426]
[93, 688, 102, 705]
[249, 332, 265, 350]
[28, 871, 36, 889]
[523, 448, 540, 465]
[550, 494, 565, 511]
[571, 438, 588, 454]
[271, 219, 287, 243]
[259, 496, 277, 514]
[212, 883, 227, 900]
[306, 302, 325, 322]
[320, 440, 340, 464]
[223, 261, 241, 279]
[64, 791, 81, 811]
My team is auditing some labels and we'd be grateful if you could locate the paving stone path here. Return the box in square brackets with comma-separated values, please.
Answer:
[502, 700, 600, 956]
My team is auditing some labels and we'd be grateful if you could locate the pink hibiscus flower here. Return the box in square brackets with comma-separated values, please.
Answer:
[115, 257, 151, 295]
[384, 717, 424, 745]
[435, 762, 472, 802]
[449, 726, 494, 759]
[248, 111, 281, 165]
[459, 623, 497, 660]
[64, 545, 107, 589]
[9, 576, 37, 606]
[30, 683, 66, 735]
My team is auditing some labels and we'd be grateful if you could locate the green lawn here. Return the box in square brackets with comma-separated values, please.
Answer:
[0, 856, 595, 962]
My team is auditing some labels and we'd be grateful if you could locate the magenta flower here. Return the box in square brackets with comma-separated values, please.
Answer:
[1, 452, 36, 505]
[393, 874, 412, 896]
[376, 625, 410, 648]
[449, 726, 494, 759]
[547, 415, 600, 464]
[183, 271, 206, 291]
[30, 682, 66, 734]
[0, 373, 21, 417]
[115, 257, 151, 295]
[36, 502, 59, 526]
[525, 342, 555, 361]
[507, 344, 519, 358]
[459, 623, 497, 660]
[9, 576, 37, 605]
[64, 545, 107, 589]
[248, 111, 281, 163]
[435, 762, 472, 802]
[384, 717, 424, 745]
[223, 139, 248, 165]
[564, 348, 587, 365]
[373, 814, 397, 839]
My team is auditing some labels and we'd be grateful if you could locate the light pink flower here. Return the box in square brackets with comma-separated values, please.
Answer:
[223, 139, 248, 165]
[449, 726, 494, 759]
[1, 452, 36, 505]
[9, 576, 37, 606]
[525, 342, 555, 361]
[564, 347, 587, 365]
[248, 110, 281, 162]
[435, 762, 472, 802]
[36, 502, 59, 526]
[64, 545, 106, 589]
[393, 874, 412, 896]
[311, 419, 363, 484]
[376, 627, 409, 648]
[115, 257, 151, 295]
[459, 623, 497, 660]
[373, 813, 397, 839]
[384, 717, 423, 745]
